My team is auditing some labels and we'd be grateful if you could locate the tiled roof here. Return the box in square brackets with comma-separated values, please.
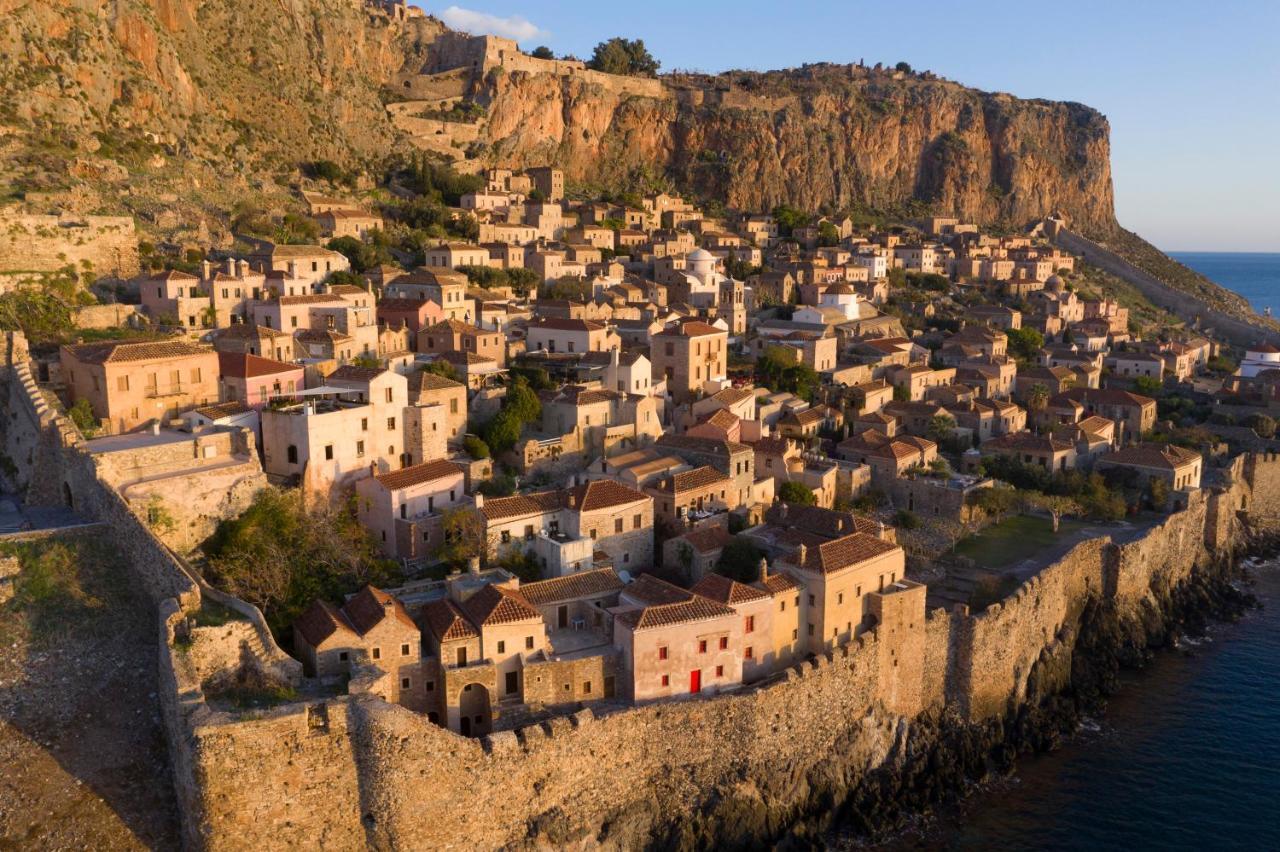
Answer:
[679, 524, 734, 554]
[690, 572, 768, 605]
[1056, 387, 1156, 408]
[278, 294, 344, 305]
[193, 401, 252, 420]
[373, 459, 463, 491]
[480, 490, 565, 522]
[462, 583, 542, 626]
[215, 323, 289, 340]
[655, 319, 722, 337]
[295, 328, 352, 343]
[518, 568, 624, 606]
[766, 504, 879, 539]
[983, 433, 1074, 453]
[624, 574, 694, 606]
[529, 317, 606, 332]
[65, 339, 212, 364]
[217, 352, 298, 379]
[791, 532, 899, 575]
[421, 598, 478, 642]
[407, 371, 464, 392]
[614, 595, 736, 631]
[438, 350, 496, 366]
[425, 318, 486, 335]
[709, 386, 754, 405]
[343, 586, 418, 635]
[757, 570, 801, 596]
[378, 297, 434, 311]
[750, 436, 794, 456]
[571, 479, 648, 512]
[703, 409, 740, 430]
[329, 365, 386, 383]
[656, 433, 752, 457]
[293, 599, 355, 647]
[656, 465, 730, 494]
[1102, 443, 1200, 471]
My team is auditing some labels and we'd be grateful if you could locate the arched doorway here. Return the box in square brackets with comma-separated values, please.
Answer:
[62, 483, 73, 509]
[457, 682, 491, 737]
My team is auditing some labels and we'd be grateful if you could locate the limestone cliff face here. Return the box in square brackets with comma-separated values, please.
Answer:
[477, 65, 1116, 231]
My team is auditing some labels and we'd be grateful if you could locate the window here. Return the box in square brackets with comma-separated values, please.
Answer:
[501, 530, 511, 544]
[324, 445, 334, 461]
[661, 674, 670, 687]
[287, 445, 298, 464]
[401, 644, 410, 656]
[837, 593, 844, 605]
[116, 375, 129, 392]
[745, 646, 754, 660]
[372, 647, 381, 660]
[525, 636, 534, 650]
[658, 646, 668, 660]
[401, 678, 411, 690]
[807, 624, 814, 636]
[808, 594, 815, 607]
[356, 441, 365, 457]
[338, 652, 348, 662]
[385, 388, 393, 403]
[633, 513, 642, 529]
[589, 529, 597, 540]
[792, 629, 798, 640]
[386, 417, 396, 430]
[745, 615, 754, 633]
[614, 518, 623, 533]
[698, 639, 707, 653]
[780, 600, 786, 612]
[426, 680, 435, 692]
[497, 640, 506, 654]
[361, 418, 368, 431]
[715, 665, 724, 677]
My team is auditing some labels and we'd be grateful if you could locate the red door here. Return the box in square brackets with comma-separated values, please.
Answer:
[690, 670, 701, 694]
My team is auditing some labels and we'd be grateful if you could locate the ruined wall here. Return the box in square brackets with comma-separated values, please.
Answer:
[0, 214, 138, 280]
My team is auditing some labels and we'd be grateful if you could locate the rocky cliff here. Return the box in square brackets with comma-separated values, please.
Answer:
[477, 64, 1117, 232]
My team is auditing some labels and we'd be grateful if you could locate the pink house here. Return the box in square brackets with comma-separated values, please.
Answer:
[377, 298, 446, 350]
[217, 352, 305, 408]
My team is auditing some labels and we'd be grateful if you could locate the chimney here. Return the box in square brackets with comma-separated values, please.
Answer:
[758, 557, 769, 584]
[467, 556, 481, 575]
[878, 520, 886, 540]
[472, 493, 484, 509]
[225, 257, 236, 275]
[795, 542, 807, 566]
[567, 491, 577, 509]
[237, 259, 250, 278]
[202, 260, 212, 281]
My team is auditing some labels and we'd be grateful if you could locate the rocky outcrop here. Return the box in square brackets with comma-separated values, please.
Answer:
[475, 64, 1116, 232]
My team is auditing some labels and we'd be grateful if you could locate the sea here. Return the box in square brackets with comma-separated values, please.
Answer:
[854, 252, 1280, 852]
[1169, 251, 1280, 318]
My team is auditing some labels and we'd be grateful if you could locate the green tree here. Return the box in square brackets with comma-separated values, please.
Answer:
[68, 398, 99, 436]
[530, 46, 555, 59]
[587, 37, 660, 77]
[1006, 327, 1045, 363]
[434, 506, 486, 569]
[817, 221, 840, 247]
[895, 61, 913, 74]
[463, 435, 490, 460]
[538, 276, 593, 301]
[926, 413, 957, 444]
[419, 361, 461, 382]
[969, 485, 1020, 525]
[327, 235, 391, 273]
[778, 481, 817, 506]
[1245, 413, 1277, 439]
[1026, 383, 1050, 427]
[1132, 375, 1163, 396]
[1027, 493, 1079, 533]
[756, 346, 820, 401]
[715, 537, 764, 583]
[771, 205, 809, 238]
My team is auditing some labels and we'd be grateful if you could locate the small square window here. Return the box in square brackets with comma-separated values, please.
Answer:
[745, 646, 754, 660]
[338, 651, 349, 662]
[583, 681, 592, 694]
[525, 636, 534, 650]
[715, 665, 724, 677]
[401, 678, 411, 689]
[372, 647, 381, 660]
[497, 640, 506, 654]
[718, 636, 728, 650]
[661, 674, 670, 687]
[698, 639, 707, 653]
[426, 681, 435, 692]
[401, 643, 410, 656]
[658, 646, 668, 660]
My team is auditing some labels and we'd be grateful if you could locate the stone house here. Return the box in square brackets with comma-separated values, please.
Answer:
[418, 318, 506, 366]
[981, 432, 1077, 472]
[377, 298, 446, 346]
[526, 317, 621, 355]
[140, 269, 212, 329]
[216, 353, 304, 408]
[60, 339, 220, 434]
[775, 532, 905, 653]
[836, 431, 939, 485]
[248, 244, 350, 291]
[886, 364, 956, 402]
[610, 575, 743, 702]
[406, 370, 467, 446]
[384, 269, 471, 321]
[650, 319, 729, 403]
[356, 459, 467, 560]
[663, 524, 734, 584]
[293, 585, 425, 710]
[316, 209, 384, 239]
[688, 571, 779, 683]
[1052, 387, 1157, 444]
[646, 465, 739, 530]
[776, 408, 825, 441]
[423, 242, 490, 270]
[1097, 443, 1202, 499]
[210, 323, 294, 362]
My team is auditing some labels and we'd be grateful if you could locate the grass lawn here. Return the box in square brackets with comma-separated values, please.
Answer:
[954, 514, 1089, 570]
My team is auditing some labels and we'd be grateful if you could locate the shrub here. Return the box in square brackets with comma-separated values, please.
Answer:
[778, 481, 817, 506]
[463, 435, 490, 460]
[894, 509, 921, 530]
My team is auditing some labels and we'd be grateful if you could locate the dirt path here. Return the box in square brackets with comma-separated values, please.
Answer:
[0, 535, 179, 850]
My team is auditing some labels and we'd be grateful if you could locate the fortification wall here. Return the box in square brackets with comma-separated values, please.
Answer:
[0, 214, 138, 280]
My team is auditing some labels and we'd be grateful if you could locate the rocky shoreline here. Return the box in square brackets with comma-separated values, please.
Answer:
[640, 536, 1270, 852]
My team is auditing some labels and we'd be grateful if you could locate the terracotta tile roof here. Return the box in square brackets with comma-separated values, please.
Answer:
[709, 386, 754, 405]
[571, 479, 649, 512]
[372, 459, 463, 491]
[293, 599, 355, 647]
[766, 504, 879, 539]
[614, 595, 736, 631]
[703, 409, 740, 430]
[149, 269, 198, 281]
[421, 598, 478, 642]
[1056, 387, 1156, 408]
[679, 524, 734, 554]
[624, 574, 694, 606]
[656, 433, 752, 457]
[343, 586, 418, 635]
[756, 570, 801, 596]
[691, 572, 768, 605]
[407, 371, 464, 392]
[328, 365, 386, 383]
[655, 319, 723, 337]
[438, 350, 496, 366]
[425, 318, 486, 335]
[780, 408, 825, 427]
[791, 532, 899, 575]
[983, 433, 1074, 454]
[480, 490, 565, 522]
[529, 317, 606, 332]
[215, 323, 289, 340]
[462, 583, 542, 626]
[295, 328, 352, 344]
[328, 284, 369, 295]
[65, 339, 212, 364]
[656, 465, 731, 494]
[1102, 443, 1200, 471]
[378, 297, 435, 311]
[217, 352, 298, 379]
[518, 568, 624, 606]
[278, 294, 344, 306]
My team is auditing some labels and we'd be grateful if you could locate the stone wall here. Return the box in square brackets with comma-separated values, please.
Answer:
[0, 213, 138, 281]
[161, 449, 1280, 849]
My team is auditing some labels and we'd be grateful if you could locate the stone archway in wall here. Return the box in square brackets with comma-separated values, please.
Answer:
[457, 681, 492, 737]
[62, 482, 73, 510]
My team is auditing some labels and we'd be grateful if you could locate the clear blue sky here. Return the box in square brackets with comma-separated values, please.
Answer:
[426, 1, 1279, 252]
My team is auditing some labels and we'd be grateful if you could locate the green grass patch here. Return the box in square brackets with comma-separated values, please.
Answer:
[954, 515, 1089, 570]
[0, 537, 129, 641]
[192, 598, 241, 628]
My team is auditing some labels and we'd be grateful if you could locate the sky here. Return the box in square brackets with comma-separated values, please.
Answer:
[426, 1, 1279, 253]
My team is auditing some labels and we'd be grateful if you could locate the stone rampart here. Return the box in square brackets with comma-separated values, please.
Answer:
[0, 213, 138, 281]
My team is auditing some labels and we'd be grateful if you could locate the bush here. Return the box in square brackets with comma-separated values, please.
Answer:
[463, 435, 490, 460]
[778, 481, 817, 506]
[530, 46, 555, 59]
[1245, 413, 1277, 439]
[587, 37, 660, 77]
[894, 509, 921, 530]
[716, 537, 763, 583]
[67, 398, 98, 436]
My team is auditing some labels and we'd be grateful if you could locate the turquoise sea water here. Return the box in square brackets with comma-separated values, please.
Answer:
[1170, 251, 1280, 317]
